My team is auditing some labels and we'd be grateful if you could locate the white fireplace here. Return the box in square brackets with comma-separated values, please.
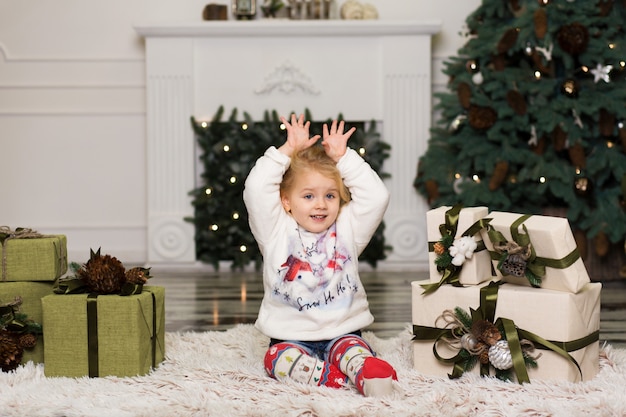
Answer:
[135, 19, 440, 270]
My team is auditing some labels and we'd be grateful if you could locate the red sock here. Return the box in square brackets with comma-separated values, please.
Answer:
[329, 336, 398, 396]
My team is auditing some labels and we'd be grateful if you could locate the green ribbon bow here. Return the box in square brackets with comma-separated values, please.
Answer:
[422, 205, 492, 295]
[413, 281, 598, 383]
[487, 215, 580, 287]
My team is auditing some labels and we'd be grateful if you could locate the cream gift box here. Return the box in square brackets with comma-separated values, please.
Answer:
[426, 206, 493, 290]
[480, 211, 589, 293]
[411, 279, 601, 383]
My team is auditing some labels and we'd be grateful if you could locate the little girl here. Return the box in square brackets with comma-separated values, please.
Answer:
[243, 113, 397, 397]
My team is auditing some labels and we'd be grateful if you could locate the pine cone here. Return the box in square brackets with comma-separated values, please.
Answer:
[497, 28, 519, 54]
[433, 242, 446, 256]
[477, 342, 491, 364]
[468, 105, 498, 131]
[457, 82, 472, 109]
[18, 333, 37, 350]
[0, 330, 23, 372]
[77, 249, 126, 294]
[557, 22, 589, 55]
[471, 320, 502, 346]
[125, 267, 152, 285]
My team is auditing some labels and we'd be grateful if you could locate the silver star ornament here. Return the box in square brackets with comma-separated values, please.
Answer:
[590, 63, 613, 83]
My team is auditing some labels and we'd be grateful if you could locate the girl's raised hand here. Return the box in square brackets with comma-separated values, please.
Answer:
[278, 113, 320, 156]
[322, 120, 356, 162]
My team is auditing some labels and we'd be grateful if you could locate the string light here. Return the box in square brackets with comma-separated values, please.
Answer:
[205, 187, 213, 195]
[472, 174, 480, 182]
[210, 224, 219, 231]
[279, 123, 286, 130]
[358, 147, 366, 155]
[534, 71, 542, 79]
[223, 145, 230, 152]
[201, 121, 208, 128]
[455, 173, 461, 179]
[241, 123, 249, 131]
[239, 245, 247, 252]
[539, 176, 546, 183]
[229, 176, 237, 184]
[232, 212, 240, 220]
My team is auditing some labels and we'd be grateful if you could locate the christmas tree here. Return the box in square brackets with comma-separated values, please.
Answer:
[415, 0, 626, 258]
[188, 107, 391, 270]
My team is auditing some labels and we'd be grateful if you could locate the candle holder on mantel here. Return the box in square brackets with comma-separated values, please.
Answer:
[288, 0, 335, 20]
[232, 0, 257, 20]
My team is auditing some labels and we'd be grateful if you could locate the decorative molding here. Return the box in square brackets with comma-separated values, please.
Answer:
[0, 41, 141, 63]
[149, 217, 194, 261]
[255, 61, 320, 95]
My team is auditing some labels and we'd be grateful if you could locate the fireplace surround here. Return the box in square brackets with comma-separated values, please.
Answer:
[135, 19, 440, 270]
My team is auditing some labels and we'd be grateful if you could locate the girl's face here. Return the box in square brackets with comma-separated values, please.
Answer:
[281, 168, 341, 233]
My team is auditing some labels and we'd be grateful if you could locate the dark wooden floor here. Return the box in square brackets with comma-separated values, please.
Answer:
[148, 269, 626, 349]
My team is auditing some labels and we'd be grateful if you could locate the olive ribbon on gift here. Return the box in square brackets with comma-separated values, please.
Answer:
[412, 281, 598, 383]
[486, 215, 580, 287]
[421, 205, 492, 295]
[84, 290, 158, 378]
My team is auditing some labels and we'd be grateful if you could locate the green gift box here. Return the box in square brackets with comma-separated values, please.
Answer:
[0, 281, 53, 364]
[0, 235, 68, 282]
[42, 285, 165, 378]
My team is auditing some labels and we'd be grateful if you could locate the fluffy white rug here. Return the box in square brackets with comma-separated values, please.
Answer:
[1, 324, 625, 417]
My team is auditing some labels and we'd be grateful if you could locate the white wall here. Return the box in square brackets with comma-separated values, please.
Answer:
[0, 0, 480, 266]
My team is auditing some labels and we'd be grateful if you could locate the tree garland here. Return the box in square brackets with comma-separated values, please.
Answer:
[187, 107, 391, 270]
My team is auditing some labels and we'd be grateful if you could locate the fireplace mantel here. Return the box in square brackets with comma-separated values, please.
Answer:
[136, 20, 440, 270]
[135, 19, 440, 37]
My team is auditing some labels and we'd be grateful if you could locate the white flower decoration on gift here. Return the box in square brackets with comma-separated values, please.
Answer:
[448, 236, 478, 266]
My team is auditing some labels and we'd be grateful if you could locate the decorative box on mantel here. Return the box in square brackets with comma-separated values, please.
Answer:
[134, 20, 440, 270]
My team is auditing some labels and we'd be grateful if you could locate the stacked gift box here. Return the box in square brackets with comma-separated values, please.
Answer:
[1, 227, 166, 378]
[0, 228, 67, 366]
[412, 206, 601, 383]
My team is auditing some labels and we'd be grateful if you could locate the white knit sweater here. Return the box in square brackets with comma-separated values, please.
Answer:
[243, 146, 390, 341]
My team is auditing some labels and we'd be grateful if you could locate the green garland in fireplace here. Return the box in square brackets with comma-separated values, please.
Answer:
[187, 106, 392, 270]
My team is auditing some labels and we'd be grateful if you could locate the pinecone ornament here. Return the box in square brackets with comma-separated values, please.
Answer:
[433, 242, 446, 256]
[125, 267, 152, 285]
[478, 342, 491, 365]
[77, 248, 126, 294]
[501, 253, 528, 277]
[0, 330, 23, 372]
[488, 340, 514, 370]
[472, 320, 502, 346]
[18, 333, 37, 350]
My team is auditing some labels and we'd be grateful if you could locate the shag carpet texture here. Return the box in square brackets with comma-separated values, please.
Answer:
[1, 324, 626, 417]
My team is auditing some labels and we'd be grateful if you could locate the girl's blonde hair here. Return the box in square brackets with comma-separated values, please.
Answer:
[280, 146, 351, 206]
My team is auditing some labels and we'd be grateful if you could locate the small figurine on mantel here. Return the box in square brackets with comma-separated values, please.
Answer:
[261, 0, 288, 18]
[287, 0, 337, 20]
[340, 0, 378, 20]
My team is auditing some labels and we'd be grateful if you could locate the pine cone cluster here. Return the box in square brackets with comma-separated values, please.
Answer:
[471, 320, 502, 364]
[76, 248, 152, 295]
[0, 330, 38, 372]
[0, 330, 22, 372]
